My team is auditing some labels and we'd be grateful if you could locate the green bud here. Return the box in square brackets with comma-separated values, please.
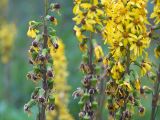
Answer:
[124, 74, 130, 82]
[48, 80, 54, 89]
[82, 53, 89, 63]
[33, 65, 40, 73]
[83, 114, 90, 120]
[49, 96, 55, 104]
[42, 49, 48, 56]
[78, 100, 84, 108]
[92, 101, 98, 109]
[32, 52, 38, 60]
[82, 93, 90, 101]
[91, 77, 97, 86]
[95, 65, 101, 74]
[95, 24, 103, 32]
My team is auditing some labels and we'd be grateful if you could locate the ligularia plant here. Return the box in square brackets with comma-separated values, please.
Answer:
[102, 0, 152, 119]
[24, 0, 61, 119]
[23, 0, 160, 120]
[72, 0, 105, 119]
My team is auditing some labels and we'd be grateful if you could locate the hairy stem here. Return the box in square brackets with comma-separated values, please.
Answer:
[39, 0, 49, 120]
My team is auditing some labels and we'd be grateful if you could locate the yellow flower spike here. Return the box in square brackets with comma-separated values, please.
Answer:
[47, 40, 73, 120]
[94, 44, 104, 62]
[0, 23, 17, 63]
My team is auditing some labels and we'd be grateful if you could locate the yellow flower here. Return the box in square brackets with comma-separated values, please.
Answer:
[129, 34, 150, 56]
[141, 60, 151, 76]
[151, 2, 160, 24]
[120, 82, 132, 92]
[27, 27, 37, 38]
[73, 26, 86, 42]
[134, 79, 141, 91]
[94, 44, 104, 62]
[111, 62, 125, 80]
[47, 40, 73, 120]
[154, 46, 160, 58]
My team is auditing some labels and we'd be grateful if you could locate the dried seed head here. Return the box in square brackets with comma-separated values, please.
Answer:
[29, 59, 34, 64]
[47, 70, 53, 78]
[139, 106, 145, 115]
[53, 43, 59, 49]
[49, 16, 55, 22]
[79, 111, 85, 118]
[38, 96, 45, 103]
[48, 104, 55, 110]
[88, 88, 96, 95]
[39, 55, 45, 61]
[54, 3, 60, 9]
[24, 104, 29, 112]
[32, 40, 38, 47]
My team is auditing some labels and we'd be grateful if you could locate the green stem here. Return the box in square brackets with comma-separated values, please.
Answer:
[151, 65, 160, 120]
[119, 44, 130, 120]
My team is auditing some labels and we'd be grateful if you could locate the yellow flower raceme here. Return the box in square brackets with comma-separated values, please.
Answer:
[47, 40, 73, 120]
[102, 0, 150, 118]
[0, 23, 17, 63]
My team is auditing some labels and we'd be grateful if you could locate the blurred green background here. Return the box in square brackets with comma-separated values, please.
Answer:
[0, 0, 159, 120]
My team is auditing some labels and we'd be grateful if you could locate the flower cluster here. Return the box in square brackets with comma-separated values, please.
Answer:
[0, 23, 17, 63]
[24, 2, 61, 118]
[0, 0, 17, 64]
[102, 0, 151, 119]
[151, 0, 160, 24]
[47, 40, 73, 120]
[73, 0, 105, 119]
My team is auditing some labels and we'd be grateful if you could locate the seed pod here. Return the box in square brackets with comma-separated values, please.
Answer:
[48, 104, 55, 110]
[32, 40, 38, 47]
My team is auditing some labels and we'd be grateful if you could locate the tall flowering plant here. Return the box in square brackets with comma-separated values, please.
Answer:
[24, 0, 61, 119]
[101, 0, 152, 119]
[72, 0, 105, 119]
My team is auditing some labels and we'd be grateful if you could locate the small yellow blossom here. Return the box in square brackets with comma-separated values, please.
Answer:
[111, 62, 125, 80]
[94, 44, 104, 62]
[141, 60, 151, 76]
[27, 27, 37, 38]
[154, 46, 160, 58]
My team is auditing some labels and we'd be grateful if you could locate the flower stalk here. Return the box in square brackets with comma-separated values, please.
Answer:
[24, 0, 61, 119]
